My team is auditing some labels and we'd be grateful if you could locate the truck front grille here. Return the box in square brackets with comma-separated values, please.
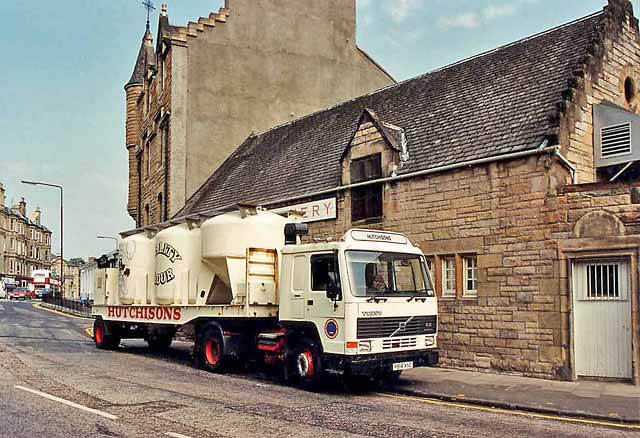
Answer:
[357, 315, 437, 339]
[382, 337, 417, 350]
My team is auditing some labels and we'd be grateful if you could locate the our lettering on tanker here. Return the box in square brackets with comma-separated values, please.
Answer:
[155, 268, 175, 286]
[106, 306, 182, 321]
[155, 242, 183, 263]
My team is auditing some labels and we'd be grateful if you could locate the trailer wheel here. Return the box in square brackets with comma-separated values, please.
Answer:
[286, 339, 322, 388]
[196, 326, 225, 373]
[93, 318, 121, 350]
[145, 332, 174, 352]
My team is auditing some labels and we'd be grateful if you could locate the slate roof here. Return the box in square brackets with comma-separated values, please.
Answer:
[1, 206, 50, 232]
[178, 11, 605, 218]
[126, 29, 155, 88]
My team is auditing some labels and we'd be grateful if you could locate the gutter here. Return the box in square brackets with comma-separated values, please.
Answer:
[123, 145, 567, 236]
[260, 145, 561, 207]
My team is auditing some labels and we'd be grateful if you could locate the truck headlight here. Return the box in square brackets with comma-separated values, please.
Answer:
[359, 340, 372, 353]
[425, 336, 436, 347]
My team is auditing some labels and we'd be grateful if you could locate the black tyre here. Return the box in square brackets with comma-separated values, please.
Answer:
[93, 318, 121, 350]
[196, 326, 225, 373]
[380, 370, 402, 387]
[286, 339, 322, 388]
[145, 333, 174, 352]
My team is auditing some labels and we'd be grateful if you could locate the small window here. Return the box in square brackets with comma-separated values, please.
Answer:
[425, 256, 435, 283]
[351, 154, 382, 184]
[157, 193, 164, 222]
[350, 154, 383, 222]
[160, 126, 168, 167]
[352, 185, 383, 222]
[586, 262, 620, 300]
[441, 257, 456, 298]
[625, 77, 636, 104]
[146, 142, 151, 177]
[463, 255, 478, 297]
[311, 253, 340, 292]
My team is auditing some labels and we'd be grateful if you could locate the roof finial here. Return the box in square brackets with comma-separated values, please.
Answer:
[141, 0, 156, 31]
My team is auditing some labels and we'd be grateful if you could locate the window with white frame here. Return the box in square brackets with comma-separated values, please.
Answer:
[425, 256, 435, 286]
[463, 255, 478, 297]
[441, 257, 456, 297]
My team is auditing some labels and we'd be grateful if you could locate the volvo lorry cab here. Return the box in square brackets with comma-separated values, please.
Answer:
[91, 206, 438, 385]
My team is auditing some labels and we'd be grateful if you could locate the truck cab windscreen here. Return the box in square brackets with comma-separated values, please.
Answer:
[346, 251, 434, 298]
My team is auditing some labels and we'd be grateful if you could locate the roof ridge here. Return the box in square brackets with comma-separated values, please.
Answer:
[249, 10, 604, 140]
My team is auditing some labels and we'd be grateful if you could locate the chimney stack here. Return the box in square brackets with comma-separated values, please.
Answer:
[0, 183, 4, 207]
[18, 197, 26, 217]
[31, 207, 42, 225]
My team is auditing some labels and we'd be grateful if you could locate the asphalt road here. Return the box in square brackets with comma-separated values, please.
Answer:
[0, 299, 636, 438]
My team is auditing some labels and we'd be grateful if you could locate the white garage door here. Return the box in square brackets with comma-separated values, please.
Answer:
[572, 259, 632, 379]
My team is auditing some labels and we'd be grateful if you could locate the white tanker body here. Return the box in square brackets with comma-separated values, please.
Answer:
[92, 206, 439, 385]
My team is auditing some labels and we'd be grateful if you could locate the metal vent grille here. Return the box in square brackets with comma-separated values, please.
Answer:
[601, 123, 632, 158]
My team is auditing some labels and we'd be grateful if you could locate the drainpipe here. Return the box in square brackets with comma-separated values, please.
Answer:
[552, 148, 578, 185]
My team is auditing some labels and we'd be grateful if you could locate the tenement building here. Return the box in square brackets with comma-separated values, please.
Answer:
[166, 1, 640, 383]
[0, 183, 52, 287]
[51, 256, 85, 299]
[124, 0, 394, 226]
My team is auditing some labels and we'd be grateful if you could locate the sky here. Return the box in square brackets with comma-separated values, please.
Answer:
[0, 0, 636, 261]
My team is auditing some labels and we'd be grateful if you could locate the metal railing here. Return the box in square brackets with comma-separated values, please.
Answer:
[42, 294, 92, 318]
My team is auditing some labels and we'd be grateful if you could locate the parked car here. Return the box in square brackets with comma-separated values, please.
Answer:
[8, 288, 30, 300]
[0, 283, 6, 299]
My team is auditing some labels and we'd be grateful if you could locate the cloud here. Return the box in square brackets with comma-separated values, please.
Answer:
[438, 12, 480, 29]
[438, 1, 536, 30]
[389, 0, 424, 24]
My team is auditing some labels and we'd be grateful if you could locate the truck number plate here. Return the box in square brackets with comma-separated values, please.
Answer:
[393, 361, 414, 371]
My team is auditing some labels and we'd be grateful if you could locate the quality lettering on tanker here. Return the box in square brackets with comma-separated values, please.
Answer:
[107, 306, 182, 321]
[155, 242, 182, 263]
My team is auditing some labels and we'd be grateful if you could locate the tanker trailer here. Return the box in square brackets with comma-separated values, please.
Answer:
[91, 206, 439, 386]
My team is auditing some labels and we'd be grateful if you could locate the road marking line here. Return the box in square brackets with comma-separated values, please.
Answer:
[86, 328, 94, 338]
[31, 302, 90, 320]
[14, 385, 118, 420]
[376, 392, 640, 430]
[165, 433, 194, 438]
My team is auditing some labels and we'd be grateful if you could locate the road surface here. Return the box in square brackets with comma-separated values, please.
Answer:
[0, 300, 635, 437]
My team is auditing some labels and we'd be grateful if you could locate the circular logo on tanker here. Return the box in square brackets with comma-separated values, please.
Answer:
[324, 319, 339, 339]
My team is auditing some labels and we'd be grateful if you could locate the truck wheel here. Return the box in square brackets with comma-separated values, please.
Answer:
[93, 318, 121, 350]
[286, 340, 322, 388]
[145, 333, 173, 352]
[380, 370, 402, 387]
[196, 327, 224, 373]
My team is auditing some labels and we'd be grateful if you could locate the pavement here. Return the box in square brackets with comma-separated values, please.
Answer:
[399, 367, 640, 424]
[1, 299, 638, 437]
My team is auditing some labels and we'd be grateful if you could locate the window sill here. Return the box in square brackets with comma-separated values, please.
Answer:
[440, 295, 457, 301]
[351, 217, 384, 226]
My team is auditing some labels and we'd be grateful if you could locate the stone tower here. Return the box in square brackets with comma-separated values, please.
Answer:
[124, 0, 394, 226]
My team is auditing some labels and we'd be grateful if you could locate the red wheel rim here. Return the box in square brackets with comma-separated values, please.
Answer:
[297, 350, 315, 377]
[204, 338, 220, 365]
[95, 325, 104, 345]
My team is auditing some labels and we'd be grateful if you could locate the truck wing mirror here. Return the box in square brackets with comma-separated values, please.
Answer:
[326, 281, 340, 301]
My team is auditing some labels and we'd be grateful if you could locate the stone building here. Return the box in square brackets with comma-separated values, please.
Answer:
[168, 1, 640, 383]
[0, 183, 52, 288]
[124, 0, 394, 227]
[51, 256, 85, 299]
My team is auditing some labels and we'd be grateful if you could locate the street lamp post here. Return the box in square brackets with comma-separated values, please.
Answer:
[97, 236, 118, 252]
[22, 180, 63, 297]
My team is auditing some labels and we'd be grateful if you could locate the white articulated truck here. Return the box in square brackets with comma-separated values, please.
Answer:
[92, 206, 438, 385]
